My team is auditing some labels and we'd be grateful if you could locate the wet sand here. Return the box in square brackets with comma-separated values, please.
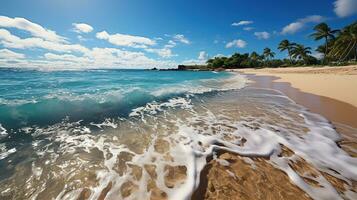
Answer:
[194, 72, 357, 200]
[245, 73, 357, 157]
[247, 74, 357, 129]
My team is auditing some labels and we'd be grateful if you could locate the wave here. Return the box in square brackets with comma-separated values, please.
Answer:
[0, 73, 247, 130]
[1, 87, 356, 200]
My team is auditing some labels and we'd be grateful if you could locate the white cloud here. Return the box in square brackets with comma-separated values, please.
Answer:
[164, 40, 176, 48]
[214, 54, 229, 58]
[173, 34, 190, 44]
[254, 31, 271, 40]
[0, 47, 177, 69]
[96, 31, 156, 48]
[181, 59, 205, 65]
[144, 39, 178, 58]
[72, 23, 93, 33]
[0, 49, 25, 59]
[0, 16, 66, 43]
[282, 22, 304, 35]
[232, 21, 253, 26]
[281, 15, 324, 35]
[334, 0, 357, 17]
[145, 48, 175, 58]
[181, 51, 209, 65]
[225, 39, 247, 48]
[300, 15, 324, 23]
[198, 51, 208, 61]
[0, 15, 177, 69]
[243, 27, 254, 31]
[0, 29, 88, 53]
[44, 52, 92, 63]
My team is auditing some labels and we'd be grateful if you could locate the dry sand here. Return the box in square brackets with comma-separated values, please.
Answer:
[238, 65, 357, 108]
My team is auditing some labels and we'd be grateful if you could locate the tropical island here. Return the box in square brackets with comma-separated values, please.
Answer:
[177, 21, 357, 71]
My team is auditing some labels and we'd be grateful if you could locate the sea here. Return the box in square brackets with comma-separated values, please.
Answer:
[0, 68, 356, 200]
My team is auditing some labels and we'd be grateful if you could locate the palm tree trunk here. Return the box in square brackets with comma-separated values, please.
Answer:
[339, 41, 353, 62]
[343, 42, 356, 60]
[330, 42, 346, 58]
[324, 37, 328, 63]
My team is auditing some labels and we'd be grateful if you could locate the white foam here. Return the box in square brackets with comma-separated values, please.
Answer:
[2, 83, 357, 200]
[151, 73, 247, 97]
[90, 118, 117, 129]
[0, 124, 7, 136]
[0, 146, 16, 160]
[129, 97, 192, 118]
[0, 98, 38, 106]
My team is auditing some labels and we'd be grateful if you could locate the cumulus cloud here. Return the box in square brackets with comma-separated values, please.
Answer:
[0, 49, 25, 59]
[181, 51, 209, 65]
[334, 0, 357, 17]
[44, 52, 92, 63]
[173, 34, 190, 44]
[0, 29, 88, 53]
[281, 15, 324, 35]
[144, 39, 178, 58]
[198, 51, 208, 61]
[72, 23, 93, 33]
[232, 20, 254, 26]
[254, 31, 271, 40]
[0, 16, 66, 43]
[96, 31, 156, 48]
[0, 47, 177, 69]
[0, 15, 176, 69]
[226, 39, 247, 48]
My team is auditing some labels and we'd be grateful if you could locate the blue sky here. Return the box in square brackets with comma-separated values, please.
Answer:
[0, 0, 356, 69]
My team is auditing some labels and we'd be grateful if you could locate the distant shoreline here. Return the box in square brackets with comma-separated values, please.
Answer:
[238, 66, 357, 128]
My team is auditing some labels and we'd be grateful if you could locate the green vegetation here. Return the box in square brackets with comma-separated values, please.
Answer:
[202, 21, 357, 70]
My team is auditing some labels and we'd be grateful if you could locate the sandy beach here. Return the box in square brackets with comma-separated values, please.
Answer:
[238, 65, 357, 108]
[195, 67, 357, 200]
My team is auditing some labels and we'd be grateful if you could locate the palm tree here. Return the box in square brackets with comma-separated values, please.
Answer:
[310, 23, 339, 60]
[250, 51, 260, 61]
[263, 48, 275, 61]
[278, 40, 295, 62]
[291, 44, 312, 64]
[328, 21, 357, 62]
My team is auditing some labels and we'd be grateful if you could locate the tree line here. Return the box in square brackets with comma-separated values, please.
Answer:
[206, 21, 357, 69]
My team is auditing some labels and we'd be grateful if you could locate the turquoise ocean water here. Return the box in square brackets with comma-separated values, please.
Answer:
[0, 69, 232, 130]
[0, 68, 356, 200]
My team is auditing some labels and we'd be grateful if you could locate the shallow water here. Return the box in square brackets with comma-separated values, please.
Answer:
[0, 69, 356, 200]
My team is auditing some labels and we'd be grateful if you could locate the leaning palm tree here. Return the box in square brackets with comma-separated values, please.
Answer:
[278, 40, 295, 62]
[291, 44, 312, 64]
[263, 48, 275, 61]
[310, 23, 339, 60]
[328, 21, 357, 62]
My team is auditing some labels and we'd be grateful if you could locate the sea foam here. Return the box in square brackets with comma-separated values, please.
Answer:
[0, 73, 356, 200]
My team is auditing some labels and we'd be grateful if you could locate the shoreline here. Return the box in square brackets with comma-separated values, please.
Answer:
[245, 73, 357, 129]
[194, 71, 357, 199]
[237, 66, 357, 108]
[243, 72, 357, 157]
